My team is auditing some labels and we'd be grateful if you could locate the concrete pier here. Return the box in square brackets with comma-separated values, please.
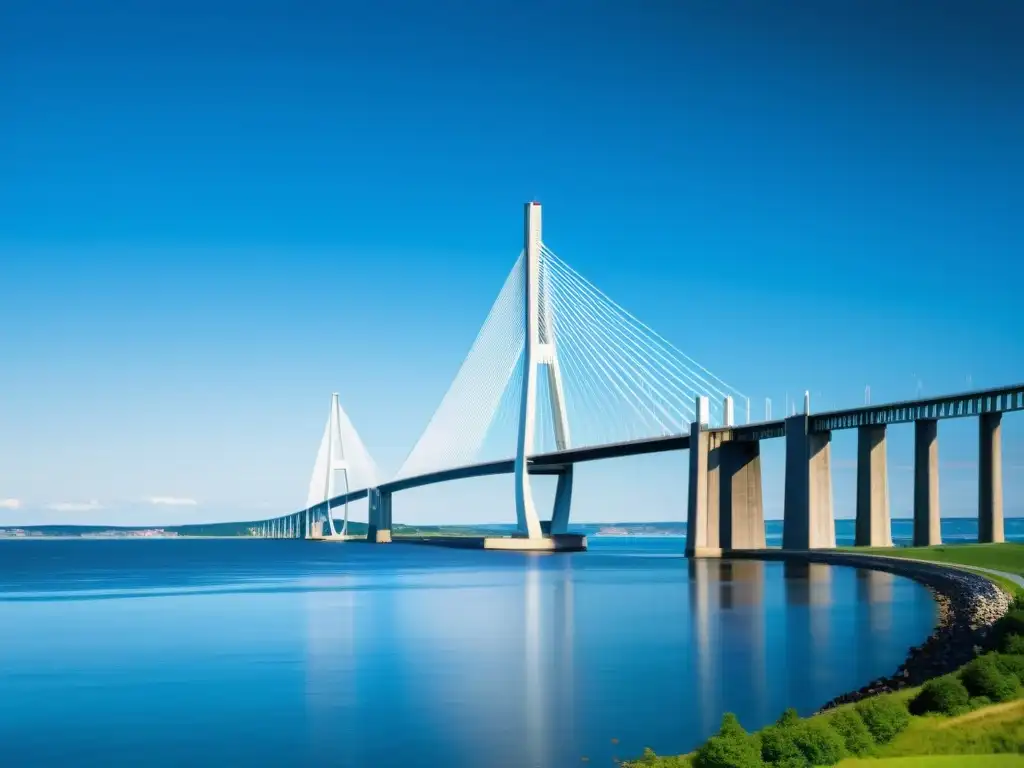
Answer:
[913, 420, 941, 546]
[782, 414, 835, 549]
[367, 489, 393, 544]
[979, 413, 1004, 543]
[855, 424, 892, 547]
[686, 402, 723, 557]
[719, 440, 766, 550]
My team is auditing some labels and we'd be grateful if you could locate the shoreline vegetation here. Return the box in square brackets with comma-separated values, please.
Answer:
[627, 544, 1024, 767]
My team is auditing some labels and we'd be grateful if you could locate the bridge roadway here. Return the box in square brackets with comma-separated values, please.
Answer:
[300, 382, 1023, 545]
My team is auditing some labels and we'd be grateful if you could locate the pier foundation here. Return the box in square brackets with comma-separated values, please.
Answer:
[719, 440, 765, 550]
[979, 413, 1004, 543]
[686, 397, 722, 557]
[368, 489, 393, 544]
[782, 414, 835, 549]
[913, 420, 941, 546]
[855, 424, 892, 547]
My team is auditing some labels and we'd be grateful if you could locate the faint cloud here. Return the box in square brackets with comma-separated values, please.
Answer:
[148, 496, 198, 506]
[0, 498, 21, 510]
[46, 500, 102, 512]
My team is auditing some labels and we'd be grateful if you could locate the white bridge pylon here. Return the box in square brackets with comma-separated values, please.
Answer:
[517, 201, 571, 538]
[305, 392, 379, 536]
[394, 201, 747, 540]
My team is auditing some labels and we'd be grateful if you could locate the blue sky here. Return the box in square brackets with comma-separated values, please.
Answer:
[1, 1, 1021, 526]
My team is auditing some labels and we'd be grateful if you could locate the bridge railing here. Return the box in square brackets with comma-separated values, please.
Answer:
[810, 383, 1024, 432]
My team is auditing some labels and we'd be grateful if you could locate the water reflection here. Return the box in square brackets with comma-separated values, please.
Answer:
[294, 558, 929, 766]
[20, 542, 921, 767]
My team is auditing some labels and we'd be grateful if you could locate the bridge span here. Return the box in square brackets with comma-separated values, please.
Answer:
[250, 203, 1022, 554]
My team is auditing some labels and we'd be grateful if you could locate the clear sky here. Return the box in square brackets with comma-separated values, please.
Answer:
[1, 1, 1022, 526]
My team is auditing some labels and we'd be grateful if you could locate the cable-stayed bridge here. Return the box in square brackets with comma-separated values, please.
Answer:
[251, 203, 1023, 553]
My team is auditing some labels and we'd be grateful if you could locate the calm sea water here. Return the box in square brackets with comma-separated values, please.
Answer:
[0, 538, 937, 767]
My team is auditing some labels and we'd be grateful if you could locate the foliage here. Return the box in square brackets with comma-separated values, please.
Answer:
[1001, 634, 1024, 655]
[692, 713, 762, 768]
[776, 708, 800, 728]
[1012, 589, 1024, 611]
[910, 675, 971, 716]
[993, 653, 1024, 682]
[715, 712, 745, 739]
[993, 609, 1024, 647]
[827, 708, 875, 755]
[624, 747, 689, 767]
[855, 696, 911, 744]
[788, 718, 847, 766]
[960, 655, 1019, 703]
[759, 725, 803, 766]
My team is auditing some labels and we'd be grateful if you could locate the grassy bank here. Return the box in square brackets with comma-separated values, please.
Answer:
[847, 543, 1024, 597]
[626, 545, 1024, 767]
[849, 543, 1024, 579]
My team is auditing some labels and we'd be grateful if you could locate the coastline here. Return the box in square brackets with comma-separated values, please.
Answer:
[727, 549, 1013, 711]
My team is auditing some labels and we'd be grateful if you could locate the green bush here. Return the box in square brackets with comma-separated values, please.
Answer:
[776, 708, 800, 728]
[1001, 634, 1024, 655]
[693, 713, 762, 768]
[994, 609, 1024, 644]
[827, 708, 875, 755]
[855, 696, 911, 744]
[960, 654, 1019, 702]
[910, 675, 971, 716]
[759, 724, 804, 766]
[993, 653, 1024, 682]
[629, 747, 688, 767]
[693, 734, 762, 768]
[789, 719, 847, 766]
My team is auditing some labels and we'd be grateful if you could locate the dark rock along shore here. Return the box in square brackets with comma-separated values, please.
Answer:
[815, 555, 1012, 712]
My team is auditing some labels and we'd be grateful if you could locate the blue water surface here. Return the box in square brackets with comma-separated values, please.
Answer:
[0, 538, 937, 767]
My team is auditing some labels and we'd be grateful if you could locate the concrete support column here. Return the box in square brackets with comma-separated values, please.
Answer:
[855, 424, 892, 547]
[549, 467, 574, 534]
[979, 413, 1004, 543]
[782, 415, 835, 549]
[368, 489, 393, 543]
[686, 396, 721, 557]
[913, 420, 941, 546]
[719, 440, 766, 550]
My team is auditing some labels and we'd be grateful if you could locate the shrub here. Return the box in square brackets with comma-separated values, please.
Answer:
[789, 719, 847, 766]
[960, 654, 1019, 702]
[993, 653, 1024, 682]
[855, 696, 911, 744]
[776, 708, 800, 728]
[910, 675, 971, 716]
[994, 609, 1024, 645]
[759, 724, 804, 766]
[693, 735, 762, 768]
[1002, 634, 1024, 655]
[693, 713, 762, 768]
[827, 708, 875, 755]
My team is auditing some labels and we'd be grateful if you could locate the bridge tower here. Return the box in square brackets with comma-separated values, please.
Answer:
[306, 392, 352, 537]
[515, 201, 573, 539]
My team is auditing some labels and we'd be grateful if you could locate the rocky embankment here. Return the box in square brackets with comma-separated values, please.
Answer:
[812, 553, 1012, 711]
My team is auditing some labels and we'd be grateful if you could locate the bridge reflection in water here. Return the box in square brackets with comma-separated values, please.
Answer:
[296, 555, 928, 766]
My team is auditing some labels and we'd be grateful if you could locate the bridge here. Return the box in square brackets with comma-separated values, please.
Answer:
[250, 202, 1022, 553]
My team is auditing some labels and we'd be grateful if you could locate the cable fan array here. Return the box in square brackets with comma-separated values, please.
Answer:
[306, 394, 382, 507]
[394, 243, 746, 481]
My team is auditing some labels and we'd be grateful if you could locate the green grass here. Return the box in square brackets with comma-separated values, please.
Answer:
[839, 757, 1024, 766]
[846, 543, 1024, 597]
[873, 698, 1024, 759]
[852, 543, 1024, 577]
